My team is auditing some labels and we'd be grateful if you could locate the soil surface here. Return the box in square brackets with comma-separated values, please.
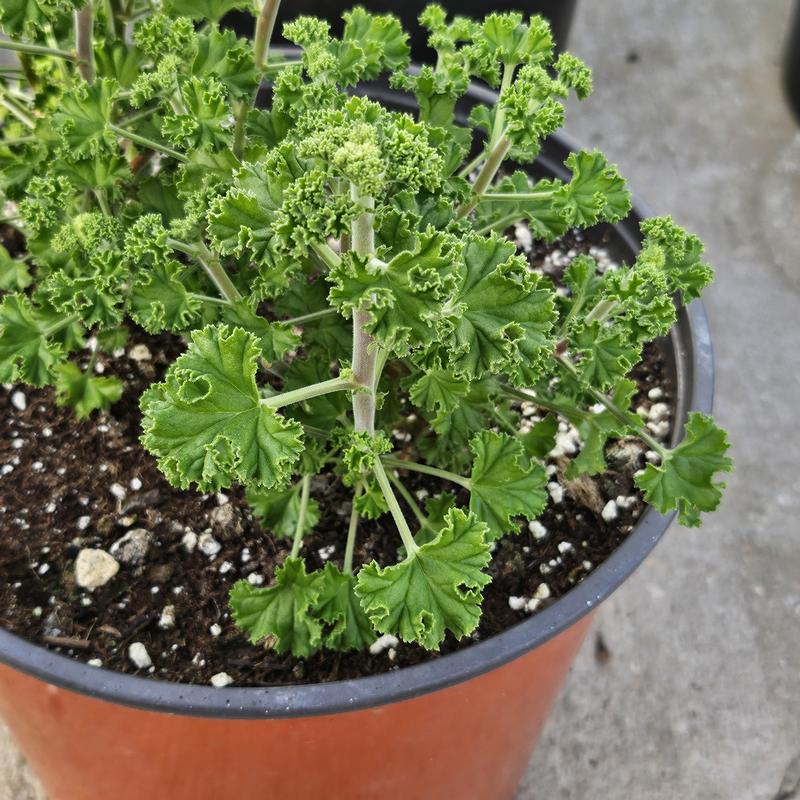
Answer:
[0, 227, 674, 687]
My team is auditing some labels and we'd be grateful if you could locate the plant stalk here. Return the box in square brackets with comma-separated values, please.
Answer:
[281, 308, 337, 326]
[74, 2, 95, 83]
[0, 40, 77, 61]
[108, 123, 187, 162]
[387, 470, 429, 532]
[343, 483, 363, 574]
[381, 456, 471, 490]
[254, 0, 282, 71]
[373, 459, 419, 555]
[456, 134, 512, 219]
[351, 188, 379, 435]
[290, 475, 311, 558]
[263, 377, 353, 410]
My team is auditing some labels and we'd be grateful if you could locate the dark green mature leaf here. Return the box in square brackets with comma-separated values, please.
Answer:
[355, 508, 491, 650]
[0, 246, 32, 291]
[220, 301, 299, 363]
[329, 231, 456, 355]
[53, 79, 118, 158]
[313, 563, 375, 651]
[409, 368, 469, 414]
[636, 413, 732, 527]
[442, 233, 556, 384]
[0, 294, 64, 386]
[468, 430, 548, 539]
[140, 324, 304, 492]
[573, 323, 640, 390]
[164, 0, 250, 22]
[54, 362, 123, 419]
[230, 558, 322, 657]
[520, 414, 559, 459]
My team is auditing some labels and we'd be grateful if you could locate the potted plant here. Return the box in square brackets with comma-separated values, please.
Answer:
[0, 3, 731, 799]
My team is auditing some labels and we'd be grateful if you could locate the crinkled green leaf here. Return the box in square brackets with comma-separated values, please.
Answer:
[329, 231, 456, 355]
[220, 301, 299, 363]
[355, 508, 491, 650]
[140, 324, 304, 491]
[0, 293, 65, 386]
[53, 79, 118, 158]
[230, 557, 322, 657]
[468, 430, 548, 539]
[0, 246, 32, 291]
[574, 323, 641, 390]
[313, 563, 375, 651]
[130, 259, 200, 333]
[636, 413, 732, 527]
[520, 413, 558, 459]
[442, 233, 556, 383]
[54, 362, 123, 419]
[409, 368, 469, 414]
[555, 150, 631, 227]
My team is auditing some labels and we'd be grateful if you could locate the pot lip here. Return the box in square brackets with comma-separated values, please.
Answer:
[0, 88, 715, 721]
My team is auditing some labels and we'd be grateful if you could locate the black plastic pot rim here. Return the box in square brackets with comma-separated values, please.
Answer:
[0, 84, 716, 721]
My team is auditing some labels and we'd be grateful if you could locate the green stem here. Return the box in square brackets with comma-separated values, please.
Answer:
[502, 383, 588, 421]
[281, 307, 336, 326]
[481, 190, 550, 201]
[373, 459, 419, 555]
[476, 212, 519, 236]
[488, 62, 515, 150]
[555, 354, 666, 454]
[458, 149, 489, 180]
[343, 483, 363, 574]
[381, 456, 471, 490]
[93, 188, 111, 216]
[168, 238, 242, 303]
[0, 93, 35, 129]
[254, 0, 282, 70]
[74, 2, 94, 82]
[0, 136, 35, 147]
[232, 100, 248, 160]
[0, 40, 77, 61]
[108, 123, 187, 162]
[42, 313, 80, 338]
[583, 298, 620, 326]
[310, 240, 342, 271]
[262, 376, 353, 410]
[387, 470, 429, 531]
[290, 475, 311, 558]
[456, 134, 512, 219]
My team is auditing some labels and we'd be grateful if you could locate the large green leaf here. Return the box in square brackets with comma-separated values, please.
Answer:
[140, 324, 304, 492]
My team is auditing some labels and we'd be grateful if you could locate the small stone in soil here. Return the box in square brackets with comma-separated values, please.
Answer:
[369, 634, 399, 655]
[87, 658, 103, 668]
[601, 500, 619, 523]
[109, 528, 151, 565]
[528, 520, 548, 539]
[247, 573, 264, 586]
[210, 672, 234, 688]
[74, 548, 120, 590]
[198, 531, 221, 557]
[158, 605, 176, 630]
[128, 642, 152, 669]
[10, 391, 26, 411]
[181, 530, 198, 552]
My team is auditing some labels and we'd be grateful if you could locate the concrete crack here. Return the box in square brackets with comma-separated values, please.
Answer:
[775, 752, 800, 800]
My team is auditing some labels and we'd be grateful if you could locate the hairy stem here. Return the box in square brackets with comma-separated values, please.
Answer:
[381, 456, 471, 490]
[281, 308, 337, 326]
[387, 470, 429, 532]
[555, 354, 667, 454]
[456, 135, 512, 219]
[583, 298, 620, 326]
[262, 376, 353, 410]
[502, 384, 589, 421]
[232, 100, 249, 160]
[290, 475, 311, 558]
[343, 483, 363, 574]
[0, 91, 35, 129]
[373, 460, 419, 555]
[0, 40, 77, 61]
[167, 238, 242, 303]
[74, 2, 94, 82]
[42, 313, 80, 338]
[310, 241, 342, 271]
[254, 0, 282, 70]
[107, 123, 187, 162]
[351, 187, 379, 435]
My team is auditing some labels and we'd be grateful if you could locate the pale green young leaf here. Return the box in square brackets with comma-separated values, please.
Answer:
[230, 557, 322, 657]
[355, 508, 491, 650]
[54, 362, 123, 419]
[140, 324, 304, 492]
[247, 482, 321, 539]
[0, 246, 32, 291]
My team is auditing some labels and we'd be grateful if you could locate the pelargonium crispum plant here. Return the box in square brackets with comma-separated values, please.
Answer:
[0, 1, 732, 656]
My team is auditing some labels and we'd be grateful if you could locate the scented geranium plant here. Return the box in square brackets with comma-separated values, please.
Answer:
[0, 1, 731, 656]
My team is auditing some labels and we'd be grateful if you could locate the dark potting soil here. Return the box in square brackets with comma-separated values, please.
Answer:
[0, 227, 674, 687]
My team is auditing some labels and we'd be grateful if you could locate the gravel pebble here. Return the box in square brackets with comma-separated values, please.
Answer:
[210, 672, 234, 688]
[74, 548, 120, 590]
[128, 642, 152, 669]
[601, 500, 619, 522]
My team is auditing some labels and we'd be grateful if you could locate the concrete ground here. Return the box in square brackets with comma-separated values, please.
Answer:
[1, 0, 799, 798]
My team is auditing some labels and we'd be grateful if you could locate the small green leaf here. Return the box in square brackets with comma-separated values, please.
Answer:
[636, 413, 732, 527]
[0, 246, 32, 291]
[54, 362, 123, 419]
[130, 260, 201, 333]
[247, 482, 320, 539]
[468, 430, 548, 540]
[313, 563, 375, 651]
[409, 368, 469, 414]
[355, 508, 491, 650]
[140, 324, 304, 492]
[230, 558, 322, 657]
[520, 414, 559, 459]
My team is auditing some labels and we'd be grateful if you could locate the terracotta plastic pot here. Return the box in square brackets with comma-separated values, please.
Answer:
[0, 84, 715, 800]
